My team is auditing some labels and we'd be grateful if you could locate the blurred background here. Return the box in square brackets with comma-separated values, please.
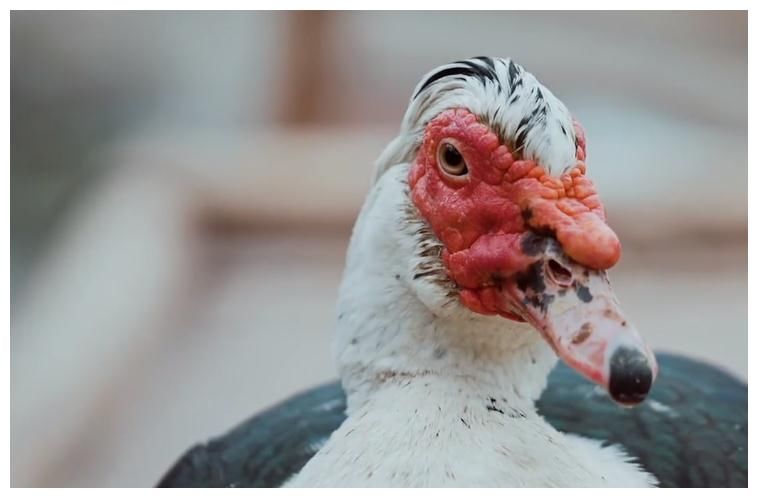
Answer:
[10, 11, 746, 487]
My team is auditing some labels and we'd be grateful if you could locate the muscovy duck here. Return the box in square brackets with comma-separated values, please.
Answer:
[159, 57, 747, 487]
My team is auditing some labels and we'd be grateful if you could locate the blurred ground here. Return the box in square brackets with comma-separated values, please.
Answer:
[10, 11, 746, 487]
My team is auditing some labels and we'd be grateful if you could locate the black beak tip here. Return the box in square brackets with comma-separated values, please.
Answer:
[608, 347, 654, 405]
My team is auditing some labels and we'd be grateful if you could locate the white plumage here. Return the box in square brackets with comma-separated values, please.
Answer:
[288, 165, 654, 487]
[375, 57, 577, 182]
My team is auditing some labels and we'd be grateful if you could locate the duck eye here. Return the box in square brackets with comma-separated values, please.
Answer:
[437, 141, 468, 177]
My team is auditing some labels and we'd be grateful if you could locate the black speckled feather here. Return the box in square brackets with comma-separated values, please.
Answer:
[157, 353, 746, 488]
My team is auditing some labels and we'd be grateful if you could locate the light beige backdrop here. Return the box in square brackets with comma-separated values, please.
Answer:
[11, 11, 746, 487]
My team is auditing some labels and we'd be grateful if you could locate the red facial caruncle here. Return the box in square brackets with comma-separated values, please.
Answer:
[409, 108, 619, 314]
[408, 107, 657, 405]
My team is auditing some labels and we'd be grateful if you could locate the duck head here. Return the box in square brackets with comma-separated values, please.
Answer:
[348, 57, 656, 406]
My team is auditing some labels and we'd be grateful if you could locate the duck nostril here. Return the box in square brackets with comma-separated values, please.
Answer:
[546, 259, 573, 286]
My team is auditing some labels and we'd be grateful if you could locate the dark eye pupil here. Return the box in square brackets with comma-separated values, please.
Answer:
[443, 144, 463, 166]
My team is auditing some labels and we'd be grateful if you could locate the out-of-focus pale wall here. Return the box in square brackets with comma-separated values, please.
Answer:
[11, 11, 746, 487]
[11, 11, 746, 288]
[11, 11, 288, 291]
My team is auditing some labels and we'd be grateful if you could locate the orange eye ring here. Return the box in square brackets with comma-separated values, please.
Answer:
[436, 139, 469, 179]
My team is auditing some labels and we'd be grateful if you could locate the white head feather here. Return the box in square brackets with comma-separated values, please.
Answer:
[374, 57, 578, 183]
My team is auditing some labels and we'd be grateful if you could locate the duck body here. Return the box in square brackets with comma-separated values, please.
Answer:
[285, 376, 655, 487]
[157, 353, 747, 487]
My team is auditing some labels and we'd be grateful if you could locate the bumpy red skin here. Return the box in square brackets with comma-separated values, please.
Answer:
[408, 108, 621, 316]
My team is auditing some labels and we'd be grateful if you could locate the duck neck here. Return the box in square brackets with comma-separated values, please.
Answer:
[335, 293, 557, 415]
[333, 165, 557, 416]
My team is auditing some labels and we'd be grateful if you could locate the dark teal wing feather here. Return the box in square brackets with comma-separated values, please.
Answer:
[538, 352, 747, 487]
[157, 382, 346, 487]
[157, 353, 747, 487]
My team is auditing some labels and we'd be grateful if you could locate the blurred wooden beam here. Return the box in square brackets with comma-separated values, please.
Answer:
[276, 11, 337, 125]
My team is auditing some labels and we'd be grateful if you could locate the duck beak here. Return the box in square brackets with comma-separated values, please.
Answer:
[498, 239, 658, 405]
